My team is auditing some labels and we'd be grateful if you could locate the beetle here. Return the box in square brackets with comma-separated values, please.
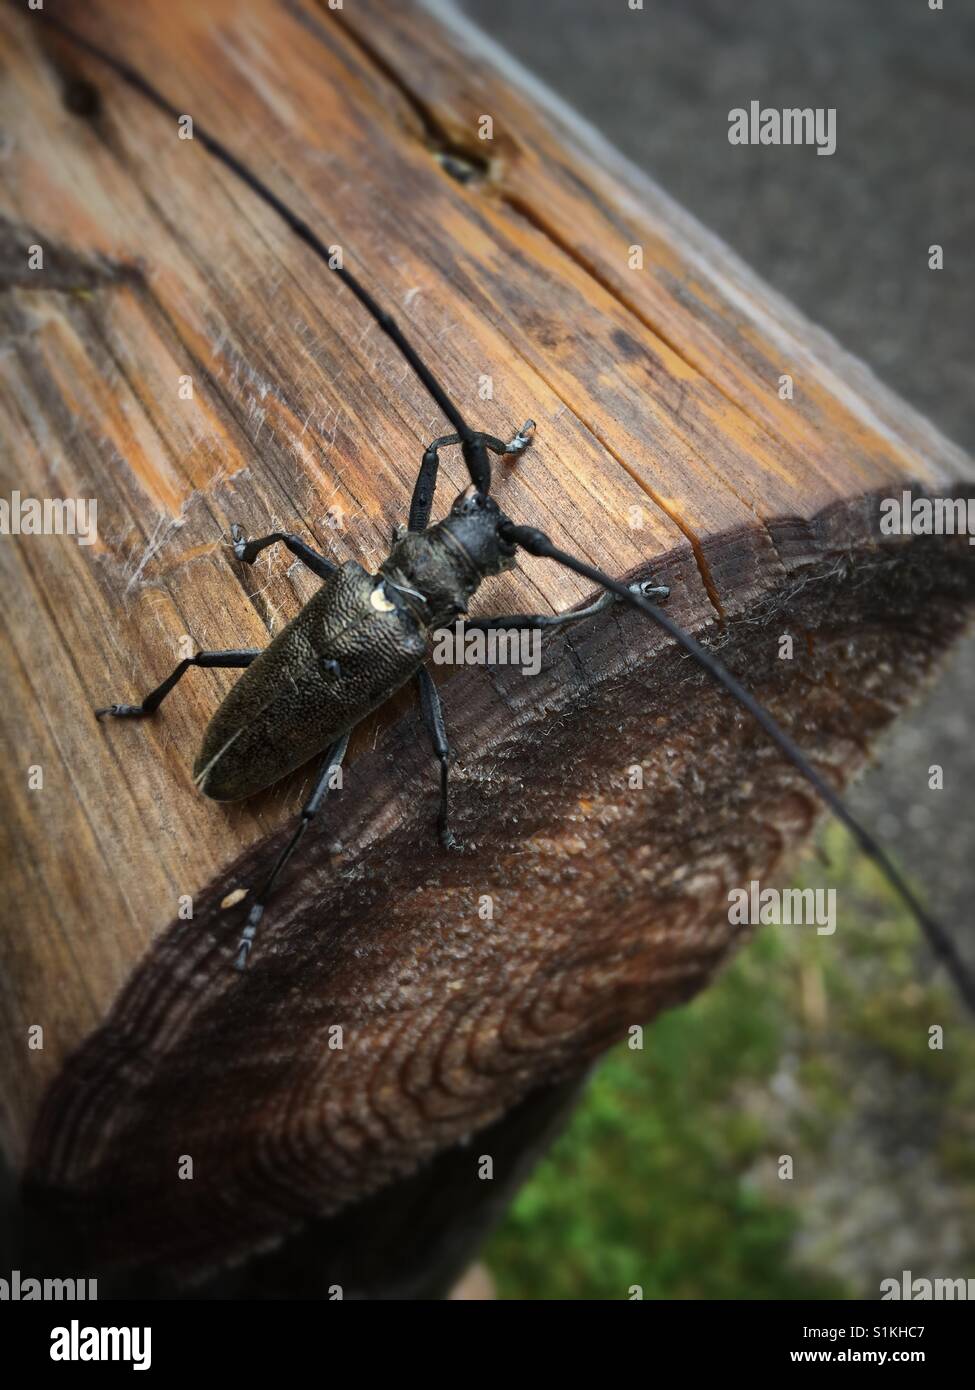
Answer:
[95, 414, 671, 969]
[64, 14, 972, 1002]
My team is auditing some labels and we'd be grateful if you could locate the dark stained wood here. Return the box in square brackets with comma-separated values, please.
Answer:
[1, 0, 973, 1282]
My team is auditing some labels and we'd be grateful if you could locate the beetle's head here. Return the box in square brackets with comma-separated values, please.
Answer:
[442, 485, 516, 576]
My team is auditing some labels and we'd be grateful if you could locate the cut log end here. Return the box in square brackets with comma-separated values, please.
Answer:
[25, 519, 975, 1278]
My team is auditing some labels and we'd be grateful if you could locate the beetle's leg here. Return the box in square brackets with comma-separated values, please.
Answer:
[461, 422, 535, 458]
[464, 593, 615, 632]
[409, 433, 460, 532]
[463, 579, 670, 634]
[416, 667, 462, 851]
[229, 524, 335, 580]
[234, 731, 352, 971]
[409, 422, 536, 533]
[95, 649, 261, 720]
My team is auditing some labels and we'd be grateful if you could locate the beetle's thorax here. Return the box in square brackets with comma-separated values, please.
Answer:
[380, 489, 515, 629]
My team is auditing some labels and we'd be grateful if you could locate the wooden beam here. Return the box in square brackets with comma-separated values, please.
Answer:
[1, 0, 972, 1283]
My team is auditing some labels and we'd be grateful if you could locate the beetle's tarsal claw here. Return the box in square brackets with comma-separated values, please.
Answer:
[234, 904, 264, 971]
[95, 703, 146, 720]
[641, 581, 671, 601]
[505, 419, 536, 456]
[625, 580, 670, 603]
[229, 522, 250, 562]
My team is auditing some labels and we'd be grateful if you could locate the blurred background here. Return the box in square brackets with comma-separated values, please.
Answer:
[459, 0, 975, 1299]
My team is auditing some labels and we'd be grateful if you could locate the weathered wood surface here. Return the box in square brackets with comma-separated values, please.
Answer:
[1, 0, 973, 1282]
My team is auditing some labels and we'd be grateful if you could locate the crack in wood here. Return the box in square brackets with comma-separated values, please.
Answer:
[325, 0, 833, 560]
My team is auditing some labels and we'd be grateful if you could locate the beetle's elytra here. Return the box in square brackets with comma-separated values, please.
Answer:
[194, 486, 519, 802]
[193, 562, 428, 803]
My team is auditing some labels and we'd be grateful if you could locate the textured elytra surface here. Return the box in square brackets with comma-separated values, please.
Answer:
[195, 563, 427, 800]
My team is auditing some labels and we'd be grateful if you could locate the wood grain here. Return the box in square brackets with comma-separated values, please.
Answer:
[1, 0, 973, 1281]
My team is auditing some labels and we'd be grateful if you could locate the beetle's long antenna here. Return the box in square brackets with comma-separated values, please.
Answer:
[38, 13, 493, 495]
[500, 520, 975, 1016]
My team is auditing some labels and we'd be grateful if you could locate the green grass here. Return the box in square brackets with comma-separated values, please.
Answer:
[485, 826, 975, 1299]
